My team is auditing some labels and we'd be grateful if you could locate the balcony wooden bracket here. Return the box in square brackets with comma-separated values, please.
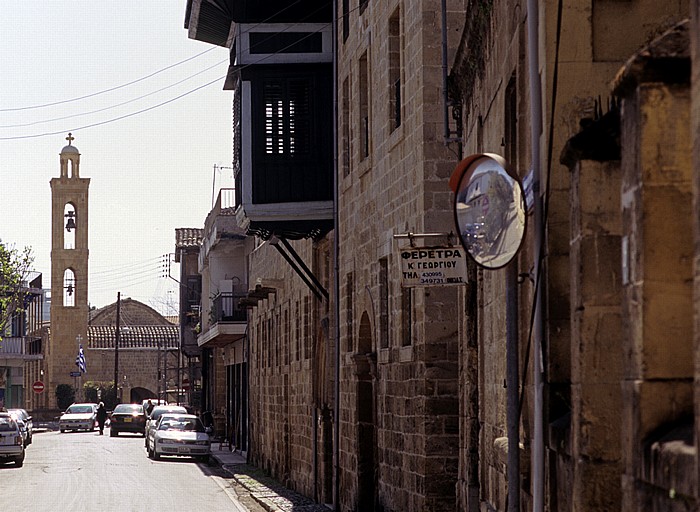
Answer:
[270, 237, 329, 302]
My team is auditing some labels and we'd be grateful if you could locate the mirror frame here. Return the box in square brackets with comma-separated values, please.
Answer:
[450, 153, 527, 269]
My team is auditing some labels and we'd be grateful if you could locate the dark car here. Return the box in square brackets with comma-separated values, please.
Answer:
[109, 404, 146, 437]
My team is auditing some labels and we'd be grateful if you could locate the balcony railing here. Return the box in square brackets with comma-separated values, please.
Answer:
[210, 292, 247, 324]
[0, 336, 40, 356]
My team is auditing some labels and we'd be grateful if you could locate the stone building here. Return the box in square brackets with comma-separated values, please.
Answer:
[449, 1, 692, 511]
[184, 0, 700, 511]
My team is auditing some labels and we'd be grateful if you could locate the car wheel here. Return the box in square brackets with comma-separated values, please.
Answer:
[147, 445, 154, 459]
[110, 429, 117, 437]
[14, 454, 25, 467]
[59, 428, 65, 433]
[153, 448, 160, 461]
[198, 455, 210, 464]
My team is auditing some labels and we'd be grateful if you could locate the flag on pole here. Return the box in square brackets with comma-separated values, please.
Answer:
[75, 345, 87, 374]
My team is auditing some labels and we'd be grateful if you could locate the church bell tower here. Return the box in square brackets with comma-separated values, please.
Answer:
[49, 133, 90, 407]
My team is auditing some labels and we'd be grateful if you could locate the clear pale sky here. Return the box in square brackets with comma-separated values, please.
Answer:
[1, 2, 234, 315]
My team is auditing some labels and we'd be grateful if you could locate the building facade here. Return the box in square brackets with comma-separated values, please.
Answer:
[184, 1, 700, 511]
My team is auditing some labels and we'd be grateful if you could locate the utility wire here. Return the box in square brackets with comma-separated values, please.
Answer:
[0, 0, 308, 112]
[0, 59, 228, 128]
[0, 2, 333, 140]
[0, 47, 218, 112]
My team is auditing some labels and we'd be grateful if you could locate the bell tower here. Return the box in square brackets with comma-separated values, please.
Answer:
[49, 133, 90, 407]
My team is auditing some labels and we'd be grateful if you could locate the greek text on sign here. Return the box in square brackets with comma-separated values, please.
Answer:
[399, 247, 468, 287]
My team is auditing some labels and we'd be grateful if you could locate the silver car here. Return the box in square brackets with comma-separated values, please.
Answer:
[0, 413, 25, 466]
[8, 409, 32, 446]
[59, 403, 98, 432]
[146, 414, 211, 463]
[144, 405, 187, 451]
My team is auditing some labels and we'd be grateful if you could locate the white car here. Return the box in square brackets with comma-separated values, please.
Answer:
[0, 413, 25, 467]
[59, 403, 98, 432]
[144, 405, 188, 451]
[146, 413, 211, 463]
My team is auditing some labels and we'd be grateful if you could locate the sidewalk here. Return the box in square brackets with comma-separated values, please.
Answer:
[210, 443, 330, 512]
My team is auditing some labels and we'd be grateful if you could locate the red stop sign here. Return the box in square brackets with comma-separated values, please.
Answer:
[32, 381, 45, 394]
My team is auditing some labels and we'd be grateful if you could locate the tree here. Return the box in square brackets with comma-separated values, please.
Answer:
[0, 240, 34, 342]
[55, 384, 75, 410]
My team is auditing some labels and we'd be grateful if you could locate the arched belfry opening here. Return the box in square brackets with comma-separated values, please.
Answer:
[63, 268, 76, 307]
[64, 203, 76, 249]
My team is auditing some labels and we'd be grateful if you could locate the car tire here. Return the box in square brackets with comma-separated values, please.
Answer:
[198, 455, 210, 464]
[59, 428, 65, 433]
[153, 448, 160, 461]
[110, 429, 117, 437]
[14, 454, 24, 467]
[147, 445, 154, 459]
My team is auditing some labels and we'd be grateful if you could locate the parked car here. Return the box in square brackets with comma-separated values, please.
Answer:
[8, 409, 32, 446]
[59, 403, 98, 432]
[141, 398, 167, 414]
[0, 413, 25, 467]
[144, 405, 188, 451]
[110, 403, 146, 437]
[146, 413, 211, 463]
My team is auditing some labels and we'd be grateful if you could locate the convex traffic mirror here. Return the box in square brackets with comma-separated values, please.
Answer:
[450, 154, 526, 269]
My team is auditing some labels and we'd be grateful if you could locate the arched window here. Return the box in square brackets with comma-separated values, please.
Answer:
[63, 269, 75, 307]
[64, 203, 76, 250]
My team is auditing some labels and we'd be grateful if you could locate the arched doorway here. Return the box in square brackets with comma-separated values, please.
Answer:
[130, 387, 154, 404]
[354, 311, 377, 510]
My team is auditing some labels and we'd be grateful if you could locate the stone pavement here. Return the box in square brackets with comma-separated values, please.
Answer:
[210, 442, 330, 512]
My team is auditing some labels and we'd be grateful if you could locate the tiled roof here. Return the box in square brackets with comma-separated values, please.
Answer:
[88, 325, 179, 350]
[175, 228, 204, 249]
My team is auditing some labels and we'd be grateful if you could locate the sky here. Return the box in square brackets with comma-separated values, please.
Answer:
[1, 2, 235, 316]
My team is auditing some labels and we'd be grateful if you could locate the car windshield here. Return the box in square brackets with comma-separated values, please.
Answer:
[158, 416, 205, 433]
[0, 417, 17, 432]
[150, 407, 187, 420]
[113, 404, 143, 414]
[8, 409, 27, 420]
[66, 405, 94, 414]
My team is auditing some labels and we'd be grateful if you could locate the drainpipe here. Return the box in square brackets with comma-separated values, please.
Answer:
[526, 0, 545, 510]
[506, 264, 520, 511]
[332, 0, 341, 509]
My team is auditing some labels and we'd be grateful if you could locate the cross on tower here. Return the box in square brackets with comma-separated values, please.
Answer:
[66, 133, 74, 145]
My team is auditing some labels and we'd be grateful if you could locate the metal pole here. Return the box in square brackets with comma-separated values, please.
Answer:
[114, 292, 121, 404]
[506, 264, 520, 511]
[331, 0, 340, 508]
[526, 0, 545, 509]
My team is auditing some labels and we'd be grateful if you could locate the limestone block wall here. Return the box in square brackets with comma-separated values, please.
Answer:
[619, 82, 695, 511]
[570, 159, 623, 510]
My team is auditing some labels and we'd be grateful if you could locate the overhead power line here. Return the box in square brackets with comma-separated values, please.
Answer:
[0, 1, 332, 141]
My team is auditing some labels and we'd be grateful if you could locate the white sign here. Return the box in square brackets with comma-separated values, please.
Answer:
[399, 246, 468, 287]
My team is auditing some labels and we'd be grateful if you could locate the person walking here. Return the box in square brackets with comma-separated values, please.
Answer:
[96, 402, 108, 435]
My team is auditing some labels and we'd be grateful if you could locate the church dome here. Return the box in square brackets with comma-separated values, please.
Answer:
[60, 133, 79, 155]
[61, 144, 80, 154]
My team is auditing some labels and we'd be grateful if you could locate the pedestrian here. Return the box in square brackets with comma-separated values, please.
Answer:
[145, 399, 154, 416]
[96, 402, 107, 435]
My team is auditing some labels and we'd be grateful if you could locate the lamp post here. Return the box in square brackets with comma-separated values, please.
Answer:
[114, 292, 121, 404]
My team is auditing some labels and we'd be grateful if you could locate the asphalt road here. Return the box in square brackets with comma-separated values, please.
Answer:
[0, 427, 247, 512]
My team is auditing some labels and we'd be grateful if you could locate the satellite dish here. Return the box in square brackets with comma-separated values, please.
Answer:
[451, 154, 526, 269]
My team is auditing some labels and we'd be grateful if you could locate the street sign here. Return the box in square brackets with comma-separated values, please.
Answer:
[399, 246, 468, 287]
[32, 381, 45, 394]
[70, 371, 82, 377]
[182, 378, 190, 391]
